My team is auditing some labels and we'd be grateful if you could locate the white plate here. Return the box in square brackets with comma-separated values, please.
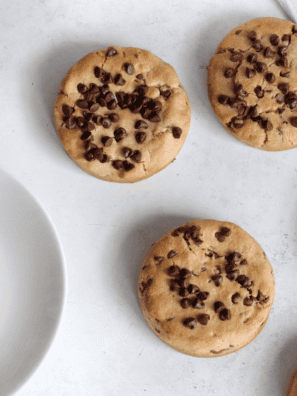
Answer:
[0, 169, 67, 396]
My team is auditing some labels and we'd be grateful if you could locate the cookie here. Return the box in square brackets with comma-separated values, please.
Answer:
[207, 17, 297, 151]
[287, 368, 297, 396]
[54, 46, 191, 182]
[138, 219, 275, 357]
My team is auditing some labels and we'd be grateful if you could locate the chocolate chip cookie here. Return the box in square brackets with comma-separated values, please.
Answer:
[208, 17, 297, 151]
[138, 219, 275, 357]
[54, 46, 191, 182]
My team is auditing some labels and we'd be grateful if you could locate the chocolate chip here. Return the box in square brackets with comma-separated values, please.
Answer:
[94, 66, 102, 78]
[136, 73, 144, 79]
[171, 127, 182, 139]
[214, 301, 225, 313]
[234, 84, 247, 98]
[243, 296, 253, 306]
[278, 45, 288, 57]
[261, 119, 273, 131]
[246, 67, 256, 78]
[85, 147, 103, 162]
[230, 52, 243, 62]
[84, 150, 97, 161]
[100, 136, 113, 147]
[253, 40, 263, 52]
[188, 284, 200, 294]
[247, 30, 257, 41]
[83, 111, 93, 121]
[180, 298, 192, 309]
[257, 290, 269, 303]
[247, 53, 258, 63]
[64, 116, 76, 129]
[101, 72, 113, 84]
[224, 67, 236, 78]
[280, 71, 290, 78]
[270, 34, 280, 46]
[99, 117, 110, 129]
[192, 298, 205, 309]
[180, 268, 192, 279]
[86, 122, 95, 132]
[275, 93, 284, 104]
[76, 99, 89, 109]
[276, 57, 289, 67]
[114, 127, 127, 142]
[293, 25, 297, 34]
[197, 291, 209, 301]
[169, 279, 180, 292]
[256, 61, 267, 73]
[108, 113, 120, 123]
[123, 63, 134, 75]
[222, 227, 231, 236]
[76, 116, 87, 128]
[160, 89, 171, 100]
[167, 250, 177, 259]
[219, 308, 231, 321]
[197, 314, 210, 326]
[237, 275, 250, 287]
[167, 265, 180, 277]
[278, 83, 289, 94]
[107, 100, 117, 110]
[218, 95, 229, 105]
[81, 131, 92, 141]
[179, 287, 190, 297]
[106, 47, 118, 57]
[62, 104, 74, 117]
[154, 256, 164, 265]
[254, 86, 264, 98]
[232, 292, 241, 304]
[248, 105, 258, 118]
[89, 83, 100, 94]
[112, 160, 124, 170]
[282, 34, 290, 44]
[114, 74, 126, 86]
[179, 278, 190, 289]
[265, 73, 275, 83]
[135, 132, 147, 144]
[290, 117, 297, 127]
[227, 270, 239, 281]
[264, 47, 276, 58]
[98, 98, 107, 107]
[135, 120, 148, 129]
[84, 141, 97, 151]
[130, 150, 142, 163]
[123, 161, 135, 171]
[183, 318, 196, 329]
[77, 83, 88, 94]
[211, 275, 223, 287]
[89, 103, 100, 113]
[122, 147, 133, 158]
[240, 259, 248, 265]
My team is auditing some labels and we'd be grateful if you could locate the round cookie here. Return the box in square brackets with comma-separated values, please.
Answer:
[54, 46, 191, 182]
[138, 219, 275, 357]
[287, 368, 297, 396]
[207, 17, 297, 151]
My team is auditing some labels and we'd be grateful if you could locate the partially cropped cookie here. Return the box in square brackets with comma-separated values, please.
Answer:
[54, 46, 191, 182]
[208, 17, 297, 151]
[138, 220, 275, 357]
[287, 368, 297, 396]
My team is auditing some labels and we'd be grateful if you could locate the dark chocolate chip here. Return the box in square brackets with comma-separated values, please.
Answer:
[224, 67, 236, 78]
[172, 127, 182, 139]
[77, 83, 88, 94]
[114, 127, 127, 142]
[122, 147, 133, 158]
[180, 268, 192, 279]
[270, 34, 280, 46]
[107, 100, 117, 110]
[92, 115, 101, 125]
[243, 296, 253, 306]
[76, 116, 87, 128]
[94, 66, 102, 78]
[84, 142, 97, 151]
[62, 104, 74, 117]
[246, 67, 256, 78]
[160, 89, 171, 100]
[197, 314, 210, 326]
[136, 73, 144, 79]
[167, 250, 177, 259]
[179, 287, 190, 297]
[290, 117, 297, 127]
[101, 72, 113, 84]
[254, 86, 264, 98]
[89, 83, 100, 94]
[264, 47, 276, 58]
[179, 278, 190, 289]
[247, 53, 258, 63]
[211, 274, 223, 287]
[218, 95, 229, 105]
[188, 284, 200, 294]
[278, 45, 288, 57]
[275, 93, 284, 104]
[247, 30, 257, 41]
[106, 47, 118, 57]
[276, 57, 289, 68]
[123, 63, 134, 75]
[197, 291, 209, 301]
[130, 150, 142, 163]
[123, 161, 135, 171]
[219, 308, 231, 321]
[167, 265, 180, 277]
[89, 103, 100, 113]
[135, 132, 147, 144]
[114, 74, 126, 86]
[183, 318, 196, 329]
[86, 122, 95, 132]
[237, 275, 250, 287]
[257, 290, 269, 303]
[76, 99, 89, 109]
[169, 279, 180, 292]
[232, 292, 241, 304]
[101, 136, 113, 147]
[261, 119, 273, 131]
[234, 84, 247, 98]
[81, 131, 92, 141]
[255, 62, 267, 73]
[280, 71, 290, 78]
[101, 117, 111, 129]
[230, 52, 243, 62]
[83, 111, 93, 121]
[180, 298, 192, 309]
[214, 301, 225, 313]
[104, 91, 115, 102]
[84, 150, 96, 162]
[154, 256, 164, 264]
[253, 40, 263, 52]
[278, 83, 289, 94]
[221, 227, 231, 236]
[192, 298, 205, 309]
[112, 160, 124, 170]
[108, 113, 120, 122]
[265, 73, 275, 83]
[215, 232, 225, 242]
[282, 34, 290, 44]
[293, 25, 297, 34]
[98, 98, 107, 107]
[227, 270, 239, 281]
[149, 113, 161, 123]
[64, 116, 76, 129]
[135, 120, 148, 129]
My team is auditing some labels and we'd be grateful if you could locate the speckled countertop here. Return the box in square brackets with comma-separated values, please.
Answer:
[1, 0, 297, 395]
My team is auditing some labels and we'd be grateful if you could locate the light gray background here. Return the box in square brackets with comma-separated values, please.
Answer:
[1, 0, 297, 395]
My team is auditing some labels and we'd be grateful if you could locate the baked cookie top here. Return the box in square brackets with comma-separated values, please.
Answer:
[138, 220, 275, 357]
[208, 17, 297, 151]
[54, 46, 191, 182]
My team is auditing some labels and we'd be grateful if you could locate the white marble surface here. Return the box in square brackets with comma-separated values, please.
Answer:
[1, 0, 297, 395]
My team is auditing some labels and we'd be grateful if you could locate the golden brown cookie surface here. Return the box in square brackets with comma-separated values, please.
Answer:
[54, 46, 191, 182]
[138, 219, 275, 357]
[208, 17, 297, 151]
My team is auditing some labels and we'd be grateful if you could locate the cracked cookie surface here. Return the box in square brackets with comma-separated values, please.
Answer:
[138, 219, 275, 357]
[54, 46, 191, 182]
[207, 17, 297, 151]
